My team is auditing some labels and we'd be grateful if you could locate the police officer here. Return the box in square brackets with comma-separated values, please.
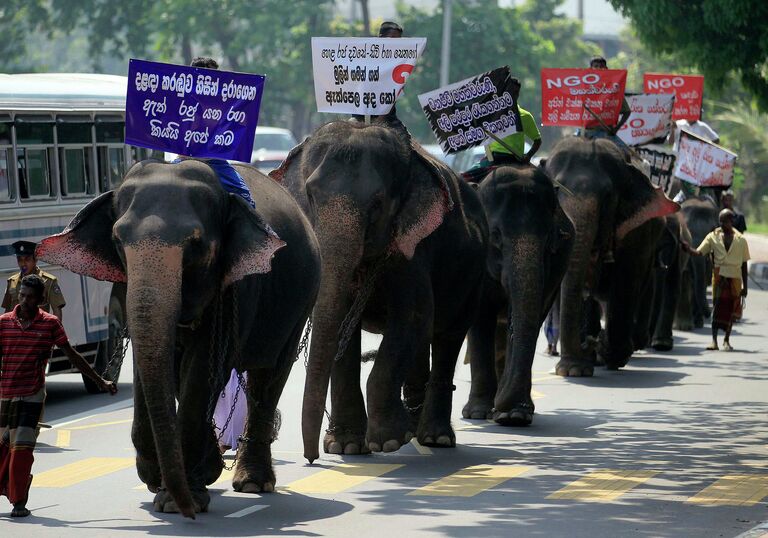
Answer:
[2, 241, 65, 320]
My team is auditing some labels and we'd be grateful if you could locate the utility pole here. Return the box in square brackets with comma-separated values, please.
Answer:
[440, 0, 452, 87]
[577, 0, 584, 22]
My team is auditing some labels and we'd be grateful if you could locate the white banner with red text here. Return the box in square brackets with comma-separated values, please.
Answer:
[674, 129, 737, 187]
[617, 93, 675, 146]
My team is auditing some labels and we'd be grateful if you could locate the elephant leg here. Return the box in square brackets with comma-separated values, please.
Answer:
[633, 269, 656, 351]
[365, 271, 432, 454]
[418, 330, 464, 448]
[461, 306, 498, 420]
[652, 261, 679, 351]
[674, 268, 694, 331]
[232, 364, 290, 494]
[403, 342, 430, 432]
[324, 324, 367, 455]
[132, 362, 161, 493]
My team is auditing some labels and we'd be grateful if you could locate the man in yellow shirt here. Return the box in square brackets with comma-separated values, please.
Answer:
[486, 78, 542, 165]
[684, 209, 750, 351]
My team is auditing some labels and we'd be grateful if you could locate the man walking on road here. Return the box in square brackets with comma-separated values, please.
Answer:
[684, 209, 750, 351]
[0, 274, 117, 517]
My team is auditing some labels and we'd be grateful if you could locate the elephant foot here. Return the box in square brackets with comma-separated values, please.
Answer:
[153, 487, 209, 514]
[366, 407, 413, 453]
[233, 459, 276, 494]
[324, 429, 371, 456]
[417, 420, 455, 448]
[461, 396, 494, 420]
[674, 322, 693, 331]
[493, 402, 534, 426]
[651, 338, 673, 352]
[136, 453, 161, 493]
[555, 358, 594, 377]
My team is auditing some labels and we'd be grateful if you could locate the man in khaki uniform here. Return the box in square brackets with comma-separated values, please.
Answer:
[2, 241, 65, 320]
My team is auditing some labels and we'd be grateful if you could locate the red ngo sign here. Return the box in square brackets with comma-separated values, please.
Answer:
[541, 68, 627, 127]
[643, 73, 704, 122]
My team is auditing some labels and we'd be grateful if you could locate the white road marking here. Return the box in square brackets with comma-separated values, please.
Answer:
[224, 504, 268, 518]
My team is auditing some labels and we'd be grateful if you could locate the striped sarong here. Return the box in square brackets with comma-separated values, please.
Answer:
[0, 388, 45, 504]
[711, 268, 742, 332]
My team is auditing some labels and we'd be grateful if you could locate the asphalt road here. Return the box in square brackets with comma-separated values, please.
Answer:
[1, 289, 766, 538]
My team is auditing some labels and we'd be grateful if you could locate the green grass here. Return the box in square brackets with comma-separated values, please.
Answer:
[747, 222, 768, 236]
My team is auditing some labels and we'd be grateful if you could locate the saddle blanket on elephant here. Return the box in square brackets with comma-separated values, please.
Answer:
[711, 268, 742, 331]
[0, 388, 44, 504]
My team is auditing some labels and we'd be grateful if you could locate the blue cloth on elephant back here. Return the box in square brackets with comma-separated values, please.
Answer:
[173, 158, 256, 209]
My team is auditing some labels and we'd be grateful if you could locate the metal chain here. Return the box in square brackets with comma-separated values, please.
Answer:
[299, 317, 312, 368]
[103, 326, 130, 382]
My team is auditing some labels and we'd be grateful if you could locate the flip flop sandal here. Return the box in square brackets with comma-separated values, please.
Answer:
[722, 343, 733, 351]
[706, 343, 719, 350]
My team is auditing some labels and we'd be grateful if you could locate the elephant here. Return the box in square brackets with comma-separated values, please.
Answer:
[545, 137, 679, 376]
[274, 120, 488, 462]
[674, 195, 719, 329]
[37, 160, 321, 517]
[460, 164, 573, 425]
[633, 212, 691, 351]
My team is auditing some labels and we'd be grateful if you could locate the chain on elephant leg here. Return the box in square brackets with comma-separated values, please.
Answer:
[233, 409, 281, 494]
[417, 380, 457, 448]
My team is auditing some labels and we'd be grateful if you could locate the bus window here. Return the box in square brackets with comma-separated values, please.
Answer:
[57, 121, 94, 196]
[96, 120, 125, 190]
[0, 123, 14, 202]
[16, 120, 55, 199]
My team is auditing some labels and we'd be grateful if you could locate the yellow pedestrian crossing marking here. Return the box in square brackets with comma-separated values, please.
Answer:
[54, 430, 71, 448]
[212, 467, 236, 487]
[687, 475, 768, 506]
[408, 465, 530, 497]
[285, 463, 403, 494]
[68, 419, 132, 431]
[531, 389, 545, 400]
[548, 470, 658, 502]
[34, 457, 134, 488]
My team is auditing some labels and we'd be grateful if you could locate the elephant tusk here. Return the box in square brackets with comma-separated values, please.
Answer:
[553, 180, 574, 196]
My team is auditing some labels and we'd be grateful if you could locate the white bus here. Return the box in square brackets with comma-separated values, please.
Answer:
[0, 73, 149, 392]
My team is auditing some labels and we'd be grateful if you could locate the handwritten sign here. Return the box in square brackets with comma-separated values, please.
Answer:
[541, 68, 627, 127]
[644, 73, 704, 122]
[674, 129, 737, 187]
[636, 145, 677, 191]
[617, 93, 675, 146]
[126, 59, 265, 162]
[417, 67, 521, 154]
[311, 37, 426, 115]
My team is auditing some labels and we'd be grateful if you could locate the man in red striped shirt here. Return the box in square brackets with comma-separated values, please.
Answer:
[0, 274, 117, 517]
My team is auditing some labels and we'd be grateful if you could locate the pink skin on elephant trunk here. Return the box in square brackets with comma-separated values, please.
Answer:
[125, 241, 197, 518]
[302, 196, 364, 463]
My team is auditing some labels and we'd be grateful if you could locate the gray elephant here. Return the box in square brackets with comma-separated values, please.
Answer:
[274, 120, 488, 462]
[674, 195, 719, 329]
[38, 160, 320, 517]
[461, 164, 573, 425]
[545, 137, 679, 376]
[633, 212, 691, 351]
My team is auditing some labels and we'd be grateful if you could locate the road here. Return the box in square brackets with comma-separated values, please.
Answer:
[1, 290, 767, 537]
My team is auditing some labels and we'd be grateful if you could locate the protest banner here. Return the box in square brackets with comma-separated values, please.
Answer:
[617, 93, 675, 146]
[674, 129, 737, 187]
[417, 66, 521, 154]
[644, 73, 704, 122]
[311, 37, 426, 115]
[636, 144, 677, 190]
[126, 59, 265, 162]
[541, 68, 627, 127]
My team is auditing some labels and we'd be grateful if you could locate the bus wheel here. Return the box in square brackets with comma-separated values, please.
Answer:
[84, 296, 126, 394]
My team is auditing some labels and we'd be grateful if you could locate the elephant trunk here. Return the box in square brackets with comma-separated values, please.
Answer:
[495, 237, 545, 410]
[558, 197, 600, 362]
[125, 243, 196, 519]
[302, 196, 364, 463]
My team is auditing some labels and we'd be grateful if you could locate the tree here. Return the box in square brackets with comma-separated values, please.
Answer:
[608, 0, 768, 111]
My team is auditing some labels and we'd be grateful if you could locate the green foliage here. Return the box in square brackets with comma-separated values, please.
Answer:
[609, 0, 768, 111]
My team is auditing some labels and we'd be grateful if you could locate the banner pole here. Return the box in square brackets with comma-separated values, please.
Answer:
[583, 104, 612, 133]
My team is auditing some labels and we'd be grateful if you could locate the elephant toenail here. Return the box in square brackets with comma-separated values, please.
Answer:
[368, 442, 382, 452]
[344, 443, 360, 455]
[327, 441, 342, 454]
[383, 440, 400, 452]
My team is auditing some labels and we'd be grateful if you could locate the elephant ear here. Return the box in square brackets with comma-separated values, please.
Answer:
[37, 191, 126, 283]
[614, 162, 680, 241]
[391, 148, 454, 259]
[222, 194, 286, 287]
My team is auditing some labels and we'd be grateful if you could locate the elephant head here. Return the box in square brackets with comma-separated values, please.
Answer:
[278, 121, 453, 462]
[37, 160, 284, 517]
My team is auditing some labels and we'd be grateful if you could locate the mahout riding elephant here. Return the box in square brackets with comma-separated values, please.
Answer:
[275, 120, 488, 462]
[38, 160, 320, 517]
[461, 164, 573, 425]
[633, 212, 691, 351]
[545, 137, 678, 376]
[674, 195, 719, 329]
